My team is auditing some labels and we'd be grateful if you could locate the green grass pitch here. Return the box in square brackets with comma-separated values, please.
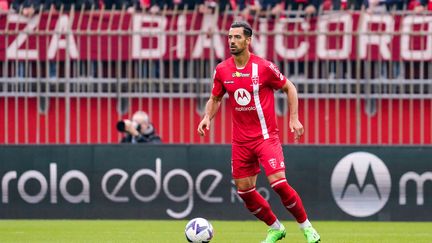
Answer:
[0, 220, 431, 242]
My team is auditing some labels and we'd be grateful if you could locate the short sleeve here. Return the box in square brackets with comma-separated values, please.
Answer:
[211, 66, 226, 97]
[266, 61, 287, 90]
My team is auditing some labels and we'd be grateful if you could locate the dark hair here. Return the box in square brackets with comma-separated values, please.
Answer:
[230, 21, 253, 37]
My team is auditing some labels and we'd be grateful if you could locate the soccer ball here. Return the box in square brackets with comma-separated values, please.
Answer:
[184, 217, 214, 243]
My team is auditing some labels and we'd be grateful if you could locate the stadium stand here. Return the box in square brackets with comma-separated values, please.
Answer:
[0, 2, 431, 144]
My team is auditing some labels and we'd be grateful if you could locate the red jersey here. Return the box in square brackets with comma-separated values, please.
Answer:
[212, 54, 287, 144]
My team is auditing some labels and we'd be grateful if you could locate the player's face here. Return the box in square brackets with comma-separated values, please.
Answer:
[228, 27, 250, 56]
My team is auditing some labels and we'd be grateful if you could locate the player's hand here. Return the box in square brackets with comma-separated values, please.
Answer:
[197, 117, 211, 136]
[289, 119, 304, 141]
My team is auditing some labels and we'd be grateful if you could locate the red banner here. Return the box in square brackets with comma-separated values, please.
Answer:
[0, 11, 431, 61]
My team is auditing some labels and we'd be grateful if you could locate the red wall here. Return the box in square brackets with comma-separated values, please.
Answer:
[0, 98, 430, 144]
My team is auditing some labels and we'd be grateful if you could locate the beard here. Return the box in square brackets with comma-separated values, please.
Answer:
[230, 47, 244, 55]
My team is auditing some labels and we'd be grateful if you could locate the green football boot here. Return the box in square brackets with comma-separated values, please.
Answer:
[261, 224, 286, 243]
[302, 226, 320, 243]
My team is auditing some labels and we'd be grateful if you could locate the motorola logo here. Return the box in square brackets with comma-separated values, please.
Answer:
[331, 152, 391, 217]
[234, 88, 251, 106]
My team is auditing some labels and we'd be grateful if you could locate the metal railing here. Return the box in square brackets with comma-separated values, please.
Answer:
[0, 7, 431, 144]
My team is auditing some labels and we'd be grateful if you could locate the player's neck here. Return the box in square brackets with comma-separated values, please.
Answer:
[233, 51, 251, 69]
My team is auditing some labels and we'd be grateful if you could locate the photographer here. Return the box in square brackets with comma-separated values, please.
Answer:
[117, 111, 162, 144]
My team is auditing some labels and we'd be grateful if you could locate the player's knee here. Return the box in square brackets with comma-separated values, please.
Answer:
[237, 187, 255, 202]
[237, 187, 266, 210]
[271, 179, 297, 202]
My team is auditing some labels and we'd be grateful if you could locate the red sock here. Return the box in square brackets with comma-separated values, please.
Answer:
[271, 179, 308, 223]
[238, 187, 277, 226]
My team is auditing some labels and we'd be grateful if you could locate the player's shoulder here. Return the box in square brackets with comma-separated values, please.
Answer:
[251, 54, 284, 80]
[216, 57, 234, 71]
[251, 54, 272, 68]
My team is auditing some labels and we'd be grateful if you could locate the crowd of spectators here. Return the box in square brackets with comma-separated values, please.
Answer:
[1, 0, 429, 82]
[0, 0, 430, 15]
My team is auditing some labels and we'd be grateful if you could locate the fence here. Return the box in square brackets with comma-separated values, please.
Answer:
[0, 7, 431, 144]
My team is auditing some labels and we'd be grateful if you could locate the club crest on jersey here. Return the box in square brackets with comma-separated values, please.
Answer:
[269, 158, 277, 169]
[232, 71, 250, 78]
[234, 88, 251, 106]
[252, 76, 259, 85]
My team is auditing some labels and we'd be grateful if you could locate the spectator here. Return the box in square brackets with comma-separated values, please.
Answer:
[199, 0, 219, 14]
[0, 0, 9, 11]
[235, 0, 322, 17]
[148, 0, 231, 14]
[11, 0, 43, 79]
[149, 0, 204, 12]
[240, 0, 284, 18]
[407, 0, 426, 11]
[137, 0, 151, 10]
[11, 0, 43, 17]
[228, 0, 248, 11]
[341, 0, 366, 9]
[102, 0, 139, 10]
[365, 0, 422, 11]
[45, 0, 97, 11]
[281, 0, 321, 15]
[217, 0, 236, 11]
[117, 111, 162, 144]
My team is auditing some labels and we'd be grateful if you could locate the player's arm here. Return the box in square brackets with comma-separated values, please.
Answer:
[197, 95, 222, 136]
[281, 79, 304, 140]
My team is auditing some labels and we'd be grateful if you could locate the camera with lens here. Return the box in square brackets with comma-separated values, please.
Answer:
[116, 119, 141, 134]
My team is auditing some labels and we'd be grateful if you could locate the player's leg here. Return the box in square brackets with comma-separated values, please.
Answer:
[259, 137, 320, 243]
[235, 175, 277, 226]
[268, 172, 308, 224]
[235, 176, 286, 243]
[232, 143, 277, 225]
[268, 172, 320, 242]
[232, 143, 285, 243]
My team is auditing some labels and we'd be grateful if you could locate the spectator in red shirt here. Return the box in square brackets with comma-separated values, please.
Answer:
[0, 0, 9, 11]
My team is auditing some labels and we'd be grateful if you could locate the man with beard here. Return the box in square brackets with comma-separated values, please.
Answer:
[197, 21, 320, 243]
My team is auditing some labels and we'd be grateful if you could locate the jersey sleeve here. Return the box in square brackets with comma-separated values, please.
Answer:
[266, 61, 287, 90]
[211, 66, 226, 97]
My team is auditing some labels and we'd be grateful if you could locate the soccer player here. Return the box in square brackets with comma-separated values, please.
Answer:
[197, 21, 321, 243]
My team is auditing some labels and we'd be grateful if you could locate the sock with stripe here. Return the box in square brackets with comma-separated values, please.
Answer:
[238, 187, 277, 226]
[271, 178, 308, 223]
